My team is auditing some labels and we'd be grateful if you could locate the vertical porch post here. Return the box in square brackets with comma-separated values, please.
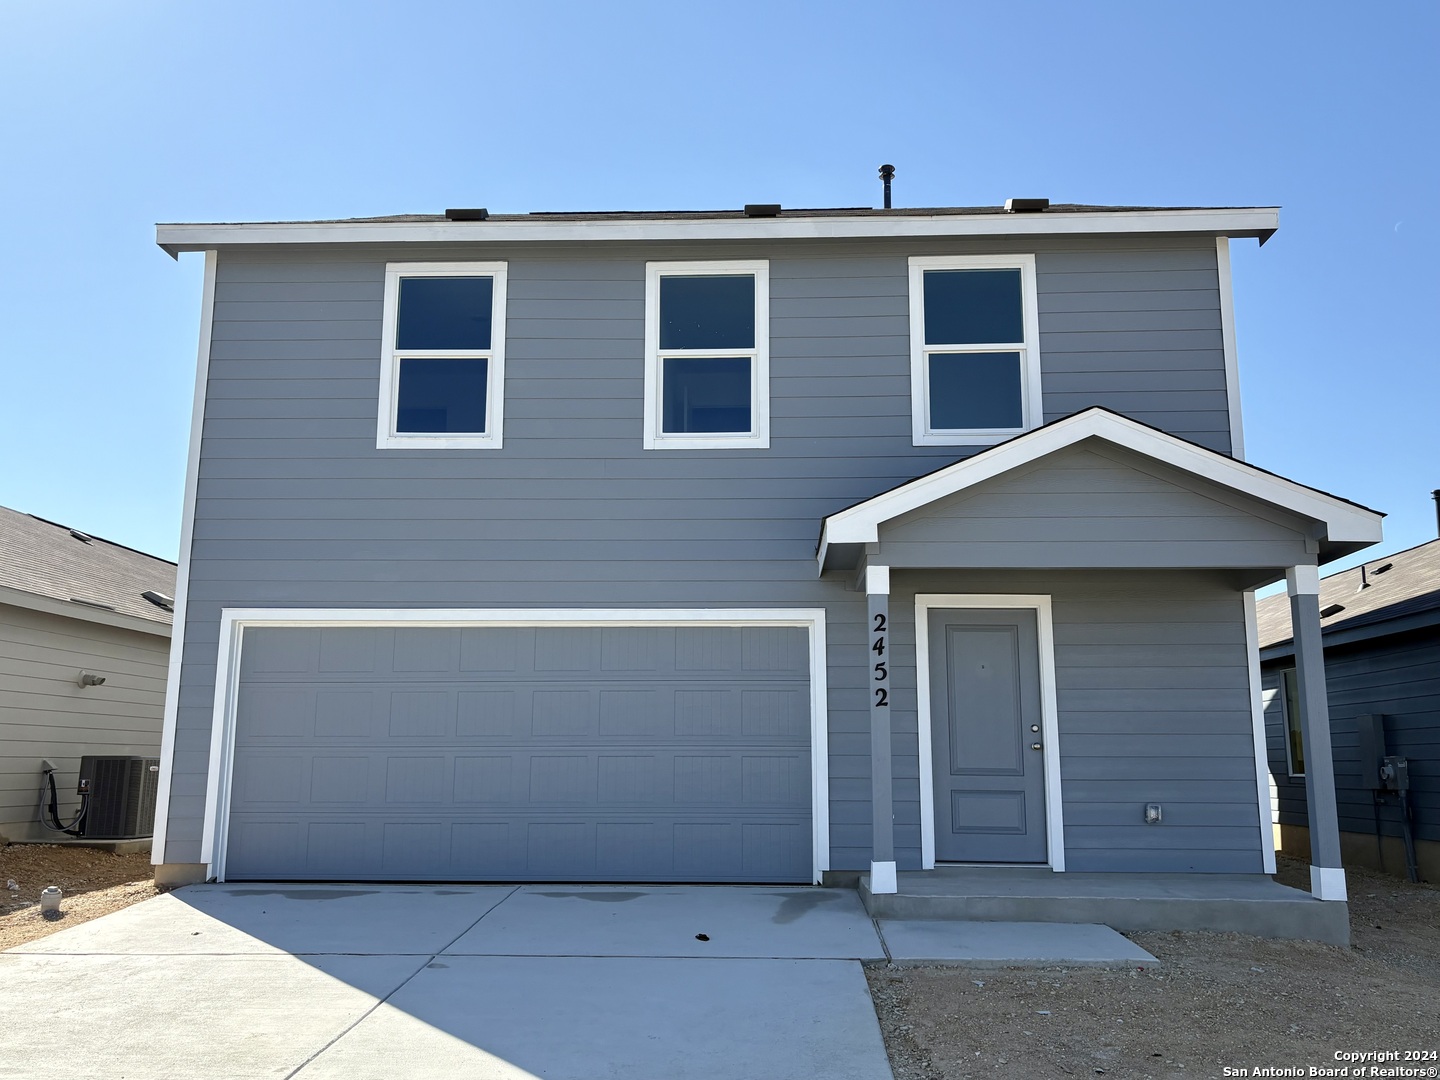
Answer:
[867, 565, 896, 893]
[1287, 564, 1346, 901]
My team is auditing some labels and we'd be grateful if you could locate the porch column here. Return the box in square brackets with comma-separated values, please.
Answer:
[867, 565, 897, 893]
[1287, 564, 1346, 901]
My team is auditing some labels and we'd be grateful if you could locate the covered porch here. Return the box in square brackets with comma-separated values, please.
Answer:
[857, 865, 1348, 945]
[819, 409, 1383, 942]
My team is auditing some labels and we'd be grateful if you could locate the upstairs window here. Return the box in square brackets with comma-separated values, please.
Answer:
[644, 261, 769, 449]
[378, 262, 507, 449]
[909, 254, 1041, 446]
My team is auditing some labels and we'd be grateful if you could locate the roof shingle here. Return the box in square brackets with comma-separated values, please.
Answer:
[1255, 538, 1440, 650]
[0, 506, 177, 630]
[160, 203, 1256, 227]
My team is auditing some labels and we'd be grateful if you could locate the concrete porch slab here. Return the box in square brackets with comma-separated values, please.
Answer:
[294, 956, 893, 1080]
[443, 885, 887, 959]
[859, 868, 1349, 946]
[10, 884, 517, 955]
[877, 919, 1159, 968]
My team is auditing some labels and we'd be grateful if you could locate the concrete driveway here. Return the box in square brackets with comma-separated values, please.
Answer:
[1, 884, 893, 1079]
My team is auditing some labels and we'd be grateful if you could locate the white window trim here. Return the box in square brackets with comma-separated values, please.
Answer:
[200, 606, 829, 884]
[377, 261, 507, 450]
[908, 253, 1042, 446]
[915, 594, 1065, 872]
[644, 260, 770, 450]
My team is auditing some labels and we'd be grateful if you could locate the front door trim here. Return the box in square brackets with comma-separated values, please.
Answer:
[916, 594, 1065, 871]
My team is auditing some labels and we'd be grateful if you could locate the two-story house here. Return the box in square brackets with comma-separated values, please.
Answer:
[149, 201, 1380, 940]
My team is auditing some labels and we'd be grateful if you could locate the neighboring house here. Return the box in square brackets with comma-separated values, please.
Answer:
[1258, 537, 1439, 881]
[0, 506, 176, 843]
[149, 201, 1380, 920]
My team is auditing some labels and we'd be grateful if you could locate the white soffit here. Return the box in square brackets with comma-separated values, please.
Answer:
[156, 207, 1280, 255]
[817, 409, 1383, 568]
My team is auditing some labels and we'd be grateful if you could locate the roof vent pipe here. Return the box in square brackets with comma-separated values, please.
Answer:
[879, 164, 895, 210]
[1433, 489, 1440, 537]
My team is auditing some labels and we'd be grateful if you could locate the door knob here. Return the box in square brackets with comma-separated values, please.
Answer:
[1031, 742, 1043, 751]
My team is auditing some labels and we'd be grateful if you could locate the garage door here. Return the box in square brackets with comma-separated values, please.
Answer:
[223, 624, 813, 882]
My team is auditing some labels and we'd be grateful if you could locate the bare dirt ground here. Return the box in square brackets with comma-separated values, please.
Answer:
[866, 857, 1439, 1080]
[0, 844, 161, 950]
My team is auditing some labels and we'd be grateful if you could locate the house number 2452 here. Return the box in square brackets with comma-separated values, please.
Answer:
[872, 612, 888, 706]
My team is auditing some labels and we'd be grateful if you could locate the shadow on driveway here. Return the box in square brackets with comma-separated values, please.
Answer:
[2, 884, 892, 1080]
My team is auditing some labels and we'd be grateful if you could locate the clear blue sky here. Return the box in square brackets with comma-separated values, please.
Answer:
[2, 1, 1435, 573]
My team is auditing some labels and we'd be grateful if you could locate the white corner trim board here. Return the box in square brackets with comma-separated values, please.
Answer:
[818, 407, 1383, 570]
[156, 207, 1281, 255]
[1216, 237, 1246, 461]
[1243, 590, 1278, 874]
[914, 594, 1065, 872]
[152, 249, 218, 867]
[198, 607, 830, 884]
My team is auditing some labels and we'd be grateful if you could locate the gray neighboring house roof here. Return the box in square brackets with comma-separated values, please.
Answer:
[1256, 538, 1440, 657]
[0, 505, 177, 637]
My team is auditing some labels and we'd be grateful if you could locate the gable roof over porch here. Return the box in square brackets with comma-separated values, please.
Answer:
[818, 408, 1383, 579]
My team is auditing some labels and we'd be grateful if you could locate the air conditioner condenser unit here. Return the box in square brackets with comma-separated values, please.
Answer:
[77, 756, 160, 840]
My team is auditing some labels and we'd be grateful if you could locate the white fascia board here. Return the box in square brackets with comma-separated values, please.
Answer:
[818, 409, 1383, 562]
[0, 585, 172, 638]
[155, 207, 1281, 255]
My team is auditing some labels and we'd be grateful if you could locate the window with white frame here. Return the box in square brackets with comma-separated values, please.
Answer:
[908, 254, 1041, 446]
[644, 261, 769, 449]
[377, 262, 507, 449]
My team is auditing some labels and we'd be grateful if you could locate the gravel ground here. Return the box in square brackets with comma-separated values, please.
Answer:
[866, 857, 1439, 1080]
[0, 844, 162, 950]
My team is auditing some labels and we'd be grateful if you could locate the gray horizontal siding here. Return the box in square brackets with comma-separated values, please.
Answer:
[879, 444, 1311, 570]
[887, 569, 1262, 874]
[1265, 630, 1440, 845]
[0, 604, 168, 842]
[165, 235, 1238, 869]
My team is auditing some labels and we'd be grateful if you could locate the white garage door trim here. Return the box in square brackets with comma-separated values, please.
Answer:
[202, 607, 830, 883]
